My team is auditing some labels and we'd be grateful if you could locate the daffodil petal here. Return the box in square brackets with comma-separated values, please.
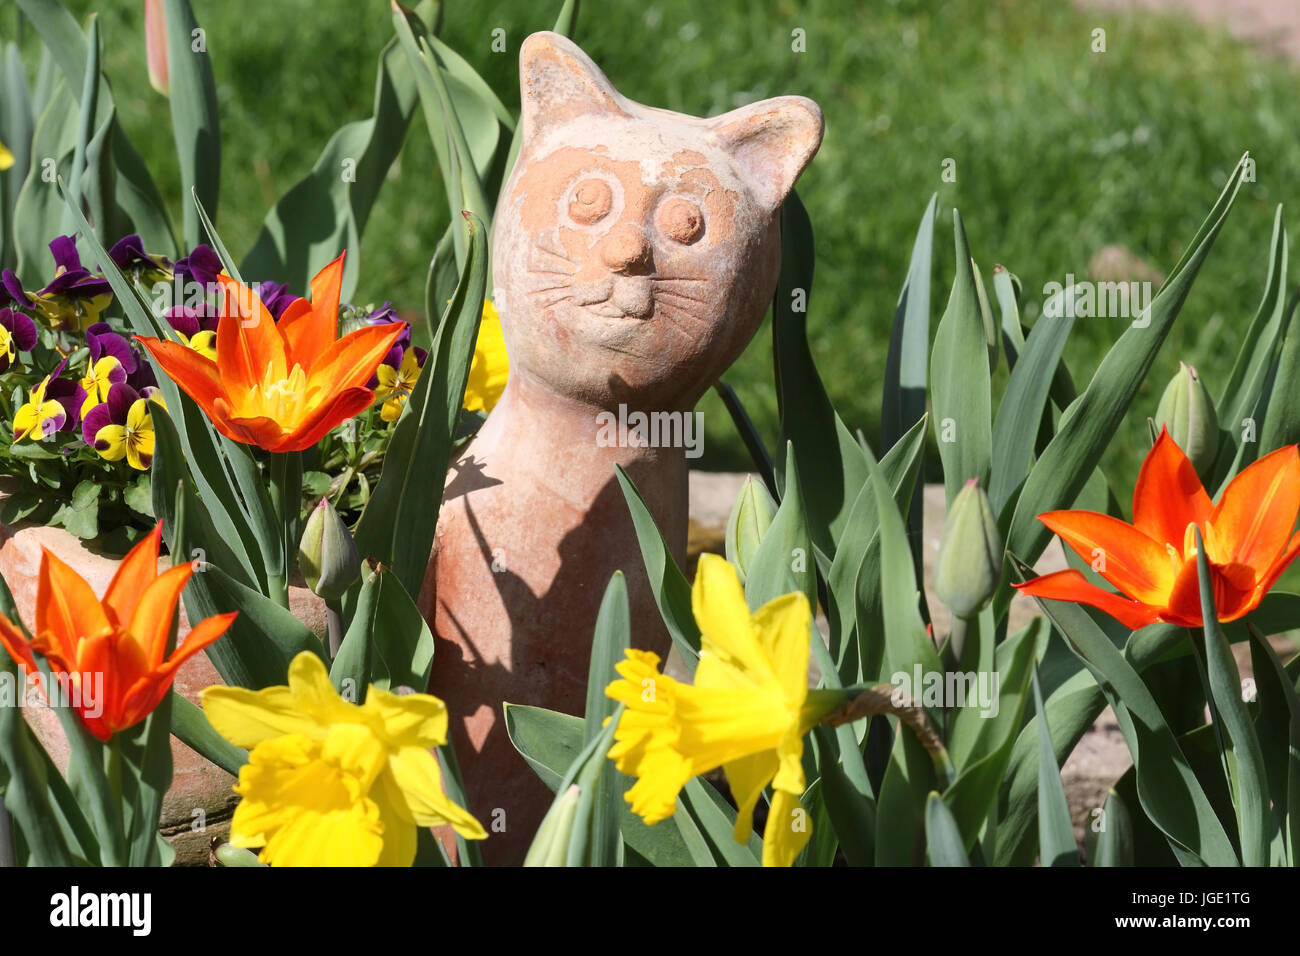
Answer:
[362, 685, 450, 748]
[201, 683, 327, 749]
[692, 553, 772, 684]
[751, 591, 812, 707]
[386, 746, 486, 839]
[722, 749, 778, 845]
[762, 787, 812, 867]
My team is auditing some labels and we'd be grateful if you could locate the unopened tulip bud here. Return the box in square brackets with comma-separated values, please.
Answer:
[523, 784, 582, 867]
[213, 843, 265, 867]
[934, 479, 1002, 619]
[725, 476, 777, 581]
[145, 0, 169, 96]
[1154, 362, 1219, 475]
[298, 497, 361, 602]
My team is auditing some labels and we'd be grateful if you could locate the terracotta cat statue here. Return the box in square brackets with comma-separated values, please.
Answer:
[421, 31, 823, 863]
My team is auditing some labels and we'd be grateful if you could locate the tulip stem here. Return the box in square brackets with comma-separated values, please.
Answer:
[0, 805, 14, 867]
[326, 600, 345, 658]
[267, 452, 302, 608]
[104, 736, 128, 865]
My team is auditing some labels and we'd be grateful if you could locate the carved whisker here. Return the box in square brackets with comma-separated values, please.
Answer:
[533, 234, 576, 260]
[535, 292, 574, 309]
[653, 300, 705, 331]
[654, 287, 710, 307]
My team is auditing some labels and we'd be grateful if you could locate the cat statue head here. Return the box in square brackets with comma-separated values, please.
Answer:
[493, 32, 823, 412]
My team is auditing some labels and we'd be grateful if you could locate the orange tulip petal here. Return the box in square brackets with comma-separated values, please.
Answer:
[165, 610, 236, 672]
[206, 398, 286, 448]
[0, 614, 37, 674]
[36, 549, 112, 664]
[119, 611, 235, 730]
[1160, 554, 1258, 626]
[1209, 444, 1300, 570]
[1132, 427, 1212, 547]
[137, 337, 228, 414]
[231, 386, 377, 452]
[129, 563, 194, 668]
[1013, 569, 1160, 631]
[103, 522, 163, 629]
[116, 675, 168, 732]
[1038, 510, 1176, 606]
[1249, 530, 1300, 611]
[281, 252, 345, 368]
[276, 297, 311, 327]
[216, 275, 286, 386]
[75, 631, 119, 740]
[306, 322, 406, 397]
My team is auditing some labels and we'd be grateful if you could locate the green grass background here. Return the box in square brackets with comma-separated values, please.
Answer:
[12, 0, 1300, 488]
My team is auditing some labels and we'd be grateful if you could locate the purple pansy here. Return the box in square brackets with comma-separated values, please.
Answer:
[85, 322, 138, 375]
[366, 301, 400, 325]
[128, 360, 159, 397]
[257, 281, 298, 321]
[0, 307, 39, 373]
[172, 245, 223, 291]
[107, 234, 170, 281]
[82, 381, 138, 446]
[35, 236, 112, 299]
[164, 304, 219, 339]
[1, 236, 113, 330]
[0, 270, 24, 308]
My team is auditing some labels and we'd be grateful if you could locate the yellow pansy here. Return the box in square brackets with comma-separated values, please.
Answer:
[183, 329, 217, 361]
[605, 553, 827, 867]
[202, 651, 486, 867]
[79, 356, 126, 417]
[89, 393, 158, 471]
[374, 348, 422, 422]
[13, 372, 74, 441]
[464, 299, 508, 413]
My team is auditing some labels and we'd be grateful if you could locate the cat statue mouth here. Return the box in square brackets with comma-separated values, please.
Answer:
[566, 275, 656, 319]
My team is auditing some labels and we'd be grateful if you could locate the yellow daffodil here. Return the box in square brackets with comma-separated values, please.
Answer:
[0, 142, 12, 171]
[605, 553, 828, 867]
[374, 347, 422, 422]
[202, 651, 486, 867]
[464, 299, 508, 413]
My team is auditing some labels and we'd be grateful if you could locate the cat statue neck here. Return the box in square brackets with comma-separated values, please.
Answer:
[421, 31, 822, 863]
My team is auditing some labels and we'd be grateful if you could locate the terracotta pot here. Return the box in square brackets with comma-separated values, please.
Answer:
[0, 504, 328, 865]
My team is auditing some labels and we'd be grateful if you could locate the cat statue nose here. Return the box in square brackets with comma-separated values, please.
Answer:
[600, 224, 653, 275]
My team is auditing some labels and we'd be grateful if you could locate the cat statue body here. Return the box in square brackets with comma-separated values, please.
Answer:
[421, 31, 822, 863]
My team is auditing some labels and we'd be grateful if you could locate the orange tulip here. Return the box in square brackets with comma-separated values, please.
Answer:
[1014, 428, 1300, 629]
[0, 523, 236, 741]
[136, 252, 404, 452]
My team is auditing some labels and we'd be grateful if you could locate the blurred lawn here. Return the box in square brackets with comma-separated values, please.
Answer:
[18, 0, 1300, 487]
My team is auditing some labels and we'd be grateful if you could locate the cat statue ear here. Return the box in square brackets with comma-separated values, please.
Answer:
[519, 32, 629, 136]
[518, 31, 823, 212]
[709, 96, 824, 211]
